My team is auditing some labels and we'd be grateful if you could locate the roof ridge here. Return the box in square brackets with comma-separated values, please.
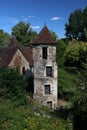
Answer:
[33, 25, 56, 44]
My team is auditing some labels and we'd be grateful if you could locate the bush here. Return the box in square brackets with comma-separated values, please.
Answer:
[73, 90, 87, 130]
[0, 98, 73, 130]
[0, 67, 28, 105]
[58, 68, 80, 100]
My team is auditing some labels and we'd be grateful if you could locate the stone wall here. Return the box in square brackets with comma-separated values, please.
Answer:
[9, 49, 30, 74]
[33, 45, 58, 109]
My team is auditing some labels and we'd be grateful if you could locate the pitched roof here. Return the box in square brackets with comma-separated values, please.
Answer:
[20, 47, 33, 66]
[0, 38, 33, 67]
[33, 25, 56, 44]
[8, 37, 19, 47]
[0, 46, 18, 66]
[0, 46, 33, 67]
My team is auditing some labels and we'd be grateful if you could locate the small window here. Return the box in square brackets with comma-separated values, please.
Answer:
[44, 85, 50, 94]
[47, 101, 52, 109]
[22, 67, 25, 74]
[42, 47, 47, 59]
[46, 66, 52, 77]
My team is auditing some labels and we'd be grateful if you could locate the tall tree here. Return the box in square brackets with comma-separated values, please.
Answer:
[65, 8, 84, 41]
[56, 39, 68, 67]
[81, 7, 87, 41]
[11, 21, 37, 46]
[0, 30, 10, 46]
[51, 31, 59, 41]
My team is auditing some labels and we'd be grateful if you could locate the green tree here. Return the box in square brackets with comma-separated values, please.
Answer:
[51, 31, 59, 41]
[0, 67, 28, 105]
[65, 7, 87, 41]
[56, 39, 68, 67]
[81, 27, 87, 42]
[73, 90, 87, 130]
[83, 7, 87, 29]
[11, 21, 37, 46]
[0, 30, 10, 46]
[64, 40, 87, 68]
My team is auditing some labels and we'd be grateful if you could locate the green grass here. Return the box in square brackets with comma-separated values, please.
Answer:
[0, 98, 73, 130]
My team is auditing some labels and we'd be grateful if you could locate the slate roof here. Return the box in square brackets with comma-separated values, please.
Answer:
[0, 46, 18, 66]
[20, 47, 33, 66]
[33, 25, 56, 44]
[0, 38, 33, 67]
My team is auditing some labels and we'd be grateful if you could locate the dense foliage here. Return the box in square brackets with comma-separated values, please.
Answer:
[64, 40, 87, 69]
[0, 30, 11, 46]
[11, 21, 37, 46]
[58, 68, 80, 100]
[73, 90, 87, 130]
[0, 67, 28, 105]
[56, 39, 68, 67]
[57, 38, 87, 129]
[65, 6, 87, 41]
[0, 98, 72, 130]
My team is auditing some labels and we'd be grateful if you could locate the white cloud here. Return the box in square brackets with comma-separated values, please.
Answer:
[21, 16, 34, 21]
[28, 16, 34, 18]
[51, 17, 62, 21]
[30, 26, 40, 29]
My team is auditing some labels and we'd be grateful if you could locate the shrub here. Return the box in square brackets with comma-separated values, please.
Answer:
[73, 90, 87, 130]
[0, 67, 28, 105]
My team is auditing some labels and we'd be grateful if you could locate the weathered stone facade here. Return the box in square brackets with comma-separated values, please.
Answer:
[33, 44, 58, 109]
[9, 49, 30, 74]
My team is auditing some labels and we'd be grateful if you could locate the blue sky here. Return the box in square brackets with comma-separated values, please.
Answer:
[0, 0, 87, 39]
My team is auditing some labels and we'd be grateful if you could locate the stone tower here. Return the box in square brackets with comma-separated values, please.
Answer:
[33, 25, 58, 109]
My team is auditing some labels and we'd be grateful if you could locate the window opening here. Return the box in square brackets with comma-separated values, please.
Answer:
[46, 66, 52, 77]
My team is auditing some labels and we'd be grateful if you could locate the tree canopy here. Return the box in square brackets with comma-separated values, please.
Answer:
[65, 6, 87, 41]
[64, 40, 87, 69]
[11, 21, 37, 46]
[0, 30, 10, 46]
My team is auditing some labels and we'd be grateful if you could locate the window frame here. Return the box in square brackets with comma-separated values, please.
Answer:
[44, 85, 51, 94]
[42, 47, 47, 59]
[46, 66, 52, 77]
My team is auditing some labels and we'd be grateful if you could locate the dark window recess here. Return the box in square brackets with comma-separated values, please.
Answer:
[46, 66, 52, 77]
[45, 85, 50, 94]
[42, 47, 47, 59]
[47, 101, 52, 109]
[22, 67, 25, 74]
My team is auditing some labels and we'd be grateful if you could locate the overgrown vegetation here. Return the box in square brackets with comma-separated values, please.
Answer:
[0, 6, 87, 130]
[0, 98, 73, 130]
[57, 38, 87, 130]
[0, 67, 28, 106]
[73, 90, 87, 130]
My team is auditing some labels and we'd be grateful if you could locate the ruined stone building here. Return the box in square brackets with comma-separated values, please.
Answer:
[0, 38, 33, 75]
[0, 25, 58, 109]
[32, 25, 58, 109]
